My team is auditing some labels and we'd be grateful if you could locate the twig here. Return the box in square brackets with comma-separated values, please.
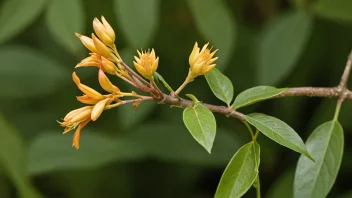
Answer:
[115, 51, 352, 124]
[120, 61, 150, 85]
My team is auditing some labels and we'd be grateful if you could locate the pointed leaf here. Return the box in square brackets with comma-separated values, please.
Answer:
[294, 121, 344, 198]
[245, 113, 313, 161]
[313, 0, 352, 23]
[187, 0, 236, 70]
[46, 0, 85, 53]
[0, 0, 46, 44]
[205, 68, 234, 105]
[0, 46, 69, 98]
[114, 0, 159, 48]
[258, 11, 312, 85]
[28, 131, 146, 175]
[215, 141, 260, 198]
[0, 115, 41, 198]
[232, 86, 287, 109]
[183, 103, 216, 153]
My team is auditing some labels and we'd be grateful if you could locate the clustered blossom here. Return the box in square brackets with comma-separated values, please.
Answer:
[58, 16, 218, 149]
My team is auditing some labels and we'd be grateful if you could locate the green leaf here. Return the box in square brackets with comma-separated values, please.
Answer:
[258, 11, 312, 85]
[118, 101, 157, 130]
[154, 72, 174, 93]
[294, 121, 344, 198]
[187, 0, 236, 70]
[266, 169, 294, 198]
[313, 0, 352, 23]
[28, 131, 146, 175]
[114, 0, 159, 48]
[245, 113, 313, 161]
[0, 0, 46, 44]
[46, 0, 85, 53]
[127, 123, 244, 167]
[0, 115, 41, 198]
[232, 86, 287, 110]
[0, 46, 69, 99]
[183, 103, 216, 153]
[215, 141, 260, 198]
[205, 68, 234, 105]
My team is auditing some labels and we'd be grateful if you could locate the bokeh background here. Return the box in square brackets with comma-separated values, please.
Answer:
[0, 0, 351, 197]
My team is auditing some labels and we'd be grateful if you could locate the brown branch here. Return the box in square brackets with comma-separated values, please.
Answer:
[148, 51, 352, 122]
[337, 50, 352, 104]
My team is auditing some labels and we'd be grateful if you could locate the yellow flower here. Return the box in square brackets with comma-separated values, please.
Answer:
[189, 42, 218, 78]
[72, 72, 104, 100]
[75, 54, 118, 75]
[93, 16, 115, 46]
[98, 69, 120, 94]
[58, 106, 92, 149]
[92, 33, 111, 58]
[75, 33, 97, 53]
[133, 49, 159, 79]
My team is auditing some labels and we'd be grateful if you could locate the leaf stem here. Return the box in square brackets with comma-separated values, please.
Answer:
[243, 121, 255, 139]
[333, 102, 342, 121]
[256, 176, 261, 198]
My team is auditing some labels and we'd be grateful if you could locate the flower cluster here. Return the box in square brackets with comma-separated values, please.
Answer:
[58, 16, 218, 149]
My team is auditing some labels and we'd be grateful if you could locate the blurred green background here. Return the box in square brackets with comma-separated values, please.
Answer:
[0, 0, 351, 197]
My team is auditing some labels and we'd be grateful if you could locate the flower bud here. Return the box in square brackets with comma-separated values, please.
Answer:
[98, 69, 120, 94]
[133, 49, 159, 79]
[93, 17, 114, 46]
[91, 98, 110, 121]
[75, 33, 97, 53]
[64, 106, 92, 122]
[92, 33, 111, 58]
[189, 42, 218, 78]
[101, 56, 118, 74]
[76, 95, 101, 105]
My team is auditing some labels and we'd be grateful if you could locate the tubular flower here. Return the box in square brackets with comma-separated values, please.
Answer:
[92, 33, 111, 58]
[98, 69, 120, 94]
[72, 72, 104, 100]
[58, 106, 92, 149]
[133, 49, 159, 79]
[75, 33, 97, 53]
[75, 54, 119, 75]
[189, 42, 218, 78]
[93, 16, 115, 46]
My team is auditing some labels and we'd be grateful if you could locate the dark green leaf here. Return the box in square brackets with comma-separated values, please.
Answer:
[183, 103, 216, 153]
[187, 0, 236, 70]
[0, 46, 69, 99]
[215, 141, 260, 198]
[0, 0, 46, 44]
[245, 113, 313, 161]
[114, 0, 159, 48]
[313, 0, 352, 23]
[258, 11, 312, 85]
[28, 131, 146, 175]
[294, 121, 344, 198]
[0, 115, 41, 198]
[46, 0, 85, 53]
[118, 101, 157, 130]
[266, 169, 294, 198]
[127, 123, 244, 167]
[205, 68, 234, 105]
[232, 86, 287, 109]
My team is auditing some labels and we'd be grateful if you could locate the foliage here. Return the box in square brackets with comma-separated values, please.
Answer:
[0, 0, 351, 197]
